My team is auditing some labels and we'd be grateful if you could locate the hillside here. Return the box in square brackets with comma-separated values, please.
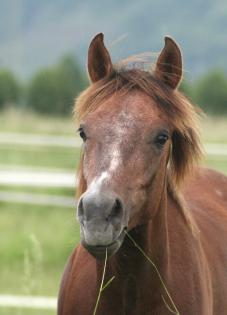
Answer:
[1, 0, 227, 79]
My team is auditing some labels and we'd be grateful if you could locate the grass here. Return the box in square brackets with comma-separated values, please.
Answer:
[0, 144, 81, 170]
[205, 156, 227, 174]
[125, 231, 179, 314]
[0, 202, 80, 296]
[0, 108, 76, 135]
[0, 309, 55, 315]
[201, 115, 227, 144]
[0, 185, 75, 197]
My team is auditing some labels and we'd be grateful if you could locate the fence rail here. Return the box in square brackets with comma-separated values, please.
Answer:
[0, 132, 81, 147]
[0, 168, 76, 187]
[0, 191, 75, 207]
[0, 294, 56, 310]
[204, 144, 227, 156]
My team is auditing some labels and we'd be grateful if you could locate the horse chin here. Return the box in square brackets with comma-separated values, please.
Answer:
[81, 228, 126, 260]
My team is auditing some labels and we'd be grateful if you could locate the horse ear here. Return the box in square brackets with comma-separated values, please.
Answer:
[155, 36, 182, 89]
[88, 33, 113, 83]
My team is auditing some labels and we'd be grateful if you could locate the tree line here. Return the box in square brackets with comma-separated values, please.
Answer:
[0, 55, 88, 115]
[0, 57, 227, 115]
[180, 70, 227, 115]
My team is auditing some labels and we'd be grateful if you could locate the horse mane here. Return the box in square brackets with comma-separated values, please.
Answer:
[74, 65, 203, 229]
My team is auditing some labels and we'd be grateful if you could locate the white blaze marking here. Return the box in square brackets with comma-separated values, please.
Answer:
[88, 146, 121, 192]
[89, 171, 109, 192]
[86, 117, 130, 193]
[109, 147, 121, 172]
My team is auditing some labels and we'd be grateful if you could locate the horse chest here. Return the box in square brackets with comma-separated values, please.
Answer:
[121, 273, 161, 315]
[123, 275, 139, 314]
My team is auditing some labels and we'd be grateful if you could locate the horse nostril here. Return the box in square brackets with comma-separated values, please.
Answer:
[109, 198, 123, 220]
[78, 193, 123, 224]
[78, 198, 84, 218]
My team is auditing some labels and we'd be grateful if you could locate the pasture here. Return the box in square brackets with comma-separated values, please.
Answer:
[0, 109, 227, 314]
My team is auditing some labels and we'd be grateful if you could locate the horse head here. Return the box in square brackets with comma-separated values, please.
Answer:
[75, 33, 200, 259]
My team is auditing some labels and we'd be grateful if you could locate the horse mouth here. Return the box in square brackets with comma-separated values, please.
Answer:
[82, 228, 126, 260]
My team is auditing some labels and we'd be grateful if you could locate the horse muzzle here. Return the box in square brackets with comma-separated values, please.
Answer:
[77, 191, 127, 259]
[81, 227, 126, 259]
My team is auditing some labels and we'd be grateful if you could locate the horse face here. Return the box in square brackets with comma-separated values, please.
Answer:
[77, 33, 182, 259]
[77, 91, 171, 259]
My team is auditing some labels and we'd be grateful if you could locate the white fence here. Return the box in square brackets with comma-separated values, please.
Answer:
[204, 143, 227, 156]
[0, 295, 57, 310]
[0, 132, 81, 148]
[0, 168, 76, 187]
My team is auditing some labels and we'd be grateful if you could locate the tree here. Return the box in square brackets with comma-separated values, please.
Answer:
[27, 55, 87, 115]
[179, 79, 194, 99]
[0, 69, 21, 109]
[195, 69, 227, 115]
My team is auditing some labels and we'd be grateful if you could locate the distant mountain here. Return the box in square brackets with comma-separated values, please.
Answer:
[1, 0, 227, 80]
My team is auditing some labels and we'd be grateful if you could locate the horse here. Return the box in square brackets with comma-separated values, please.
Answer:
[58, 33, 227, 315]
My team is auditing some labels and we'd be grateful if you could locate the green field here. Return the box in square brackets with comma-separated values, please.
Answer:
[0, 202, 78, 295]
[201, 116, 227, 144]
[205, 156, 227, 174]
[0, 309, 56, 315]
[0, 144, 81, 170]
[0, 109, 227, 314]
[0, 108, 76, 135]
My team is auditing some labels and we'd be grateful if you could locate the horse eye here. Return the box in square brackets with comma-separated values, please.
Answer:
[155, 134, 169, 146]
[78, 128, 87, 141]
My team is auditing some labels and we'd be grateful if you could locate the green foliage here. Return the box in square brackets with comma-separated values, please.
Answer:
[179, 80, 193, 99]
[27, 55, 87, 115]
[0, 69, 21, 109]
[195, 70, 227, 115]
